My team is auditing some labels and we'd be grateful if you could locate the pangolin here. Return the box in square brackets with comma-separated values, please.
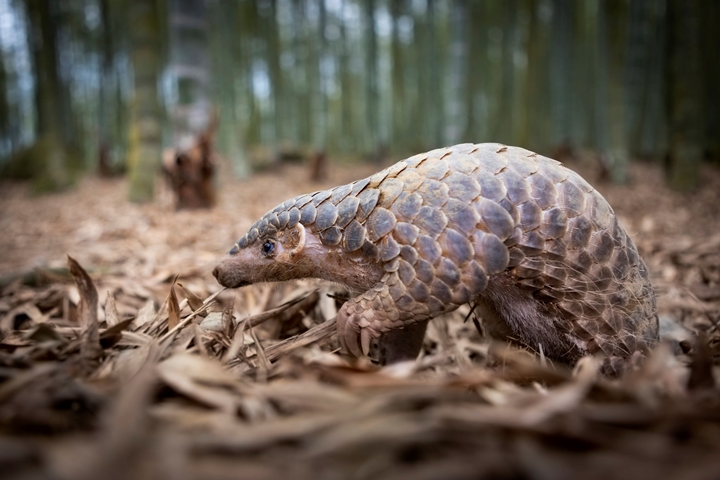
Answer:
[213, 143, 658, 370]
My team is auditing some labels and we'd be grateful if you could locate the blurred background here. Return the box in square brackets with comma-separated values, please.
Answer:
[0, 0, 718, 201]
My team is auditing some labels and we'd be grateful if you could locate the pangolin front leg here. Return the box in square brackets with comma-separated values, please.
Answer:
[337, 272, 439, 359]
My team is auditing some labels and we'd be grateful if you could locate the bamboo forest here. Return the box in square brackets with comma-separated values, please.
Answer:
[1, 0, 718, 197]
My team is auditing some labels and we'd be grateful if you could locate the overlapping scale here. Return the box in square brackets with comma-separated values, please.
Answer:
[230, 143, 656, 364]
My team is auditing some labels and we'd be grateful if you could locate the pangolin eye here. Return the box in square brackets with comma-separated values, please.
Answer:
[261, 240, 275, 257]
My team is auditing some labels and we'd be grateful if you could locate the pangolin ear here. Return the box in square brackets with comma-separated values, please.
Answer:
[280, 223, 306, 258]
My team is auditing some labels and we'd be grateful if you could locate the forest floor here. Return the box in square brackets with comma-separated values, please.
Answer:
[1, 154, 720, 479]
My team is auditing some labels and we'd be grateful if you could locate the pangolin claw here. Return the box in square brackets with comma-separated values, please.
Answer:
[360, 329, 371, 356]
[338, 310, 378, 359]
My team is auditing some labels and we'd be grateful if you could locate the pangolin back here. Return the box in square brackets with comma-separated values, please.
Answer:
[226, 143, 658, 366]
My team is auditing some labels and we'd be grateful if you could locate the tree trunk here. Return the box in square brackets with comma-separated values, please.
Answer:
[569, 0, 593, 151]
[463, 1, 488, 143]
[411, 5, 427, 151]
[315, 0, 328, 147]
[127, 0, 162, 203]
[0, 39, 10, 160]
[550, 0, 575, 152]
[210, 0, 248, 178]
[666, 0, 702, 191]
[98, 0, 121, 177]
[596, 0, 629, 184]
[446, 0, 465, 146]
[426, 0, 443, 148]
[606, 0, 629, 184]
[237, 0, 261, 147]
[266, 0, 284, 146]
[292, 0, 308, 145]
[493, 0, 517, 145]
[364, 0, 379, 158]
[636, 0, 668, 160]
[525, 0, 552, 154]
[390, 0, 407, 152]
[338, 0, 354, 152]
[624, 0, 649, 158]
[25, 0, 70, 192]
[164, 0, 217, 209]
[700, 0, 719, 163]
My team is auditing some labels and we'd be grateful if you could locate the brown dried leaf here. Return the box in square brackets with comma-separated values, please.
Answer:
[157, 353, 240, 414]
[98, 318, 134, 349]
[230, 317, 338, 371]
[157, 289, 225, 344]
[52, 342, 159, 480]
[222, 305, 234, 338]
[167, 284, 180, 330]
[67, 256, 101, 360]
[104, 292, 119, 326]
[25, 322, 65, 344]
[177, 282, 204, 313]
[248, 324, 270, 380]
[132, 300, 156, 330]
[0, 363, 101, 432]
[199, 311, 224, 332]
[193, 323, 209, 357]
[241, 289, 319, 329]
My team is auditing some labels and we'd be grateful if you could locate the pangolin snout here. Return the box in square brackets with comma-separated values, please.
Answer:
[212, 261, 250, 289]
[212, 263, 232, 287]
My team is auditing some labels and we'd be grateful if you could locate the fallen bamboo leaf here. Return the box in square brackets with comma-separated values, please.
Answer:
[67, 256, 101, 360]
[104, 292, 119, 326]
[167, 281, 180, 330]
[157, 353, 240, 414]
[177, 282, 205, 313]
[240, 290, 320, 329]
[99, 318, 134, 349]
[133, 301, 157, 329]
[230, 317, 338, 370]
[158, 289, 225, 344]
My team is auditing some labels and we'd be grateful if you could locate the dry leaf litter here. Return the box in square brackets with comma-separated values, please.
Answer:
[1, 159, 719, 480]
